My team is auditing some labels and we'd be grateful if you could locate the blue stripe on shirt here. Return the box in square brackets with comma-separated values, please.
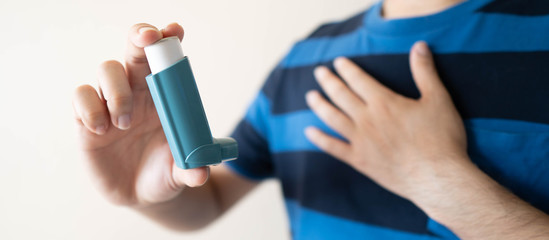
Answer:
[285, 199, 441, 240]
[245, 92, 343, 153]
[227, 1, 549, 237]
[283, 12, 549, 68]
[245, 91, 549, 214]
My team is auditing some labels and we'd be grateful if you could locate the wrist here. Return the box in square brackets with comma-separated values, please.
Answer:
[405, 155, 549, 239]
[406, 155, 484, 220]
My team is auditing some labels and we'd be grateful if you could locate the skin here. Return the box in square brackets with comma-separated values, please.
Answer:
[73, 23, 257, 230]
[73, 0, 549, 237]
[382, 0, 466, 19]
[306, 43, 549, 239]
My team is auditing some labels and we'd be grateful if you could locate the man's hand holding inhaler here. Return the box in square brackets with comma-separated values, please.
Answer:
[73, 23, 549, 238]
[73, 23, 257, 230]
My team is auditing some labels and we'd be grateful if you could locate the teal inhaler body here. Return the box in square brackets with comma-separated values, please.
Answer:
[144, 37, 237, 169]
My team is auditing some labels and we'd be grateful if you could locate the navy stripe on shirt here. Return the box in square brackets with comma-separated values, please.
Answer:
[263, 51, 549, 125]
[226, 0, 549, 238]
[228, 119, 273, 180]
[306, 11, 367, 39]
[285, 199, 446, 240]
[275, 151, 431, 234]
[478, 0, 549, 16]
[285, 10, 549, 68]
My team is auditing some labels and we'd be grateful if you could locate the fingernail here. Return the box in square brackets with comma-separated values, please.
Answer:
[414, 41, 430, 57]
[304, 126, 317, 138]
[314, 66, 329, 78]
[118, 114, 131, 130]
[95, 125, 107, 135]
[305, 91, 317, 103]
[167, 22, 180, 28]
[305, 91, 314, 104]
[334, 57, 346, 68]
[139, 26, 157, 35]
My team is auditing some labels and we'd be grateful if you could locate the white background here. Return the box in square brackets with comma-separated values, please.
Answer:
[0, 0, 375, 239]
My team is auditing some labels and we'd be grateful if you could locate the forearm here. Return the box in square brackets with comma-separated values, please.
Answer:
[412, 158, 549, 240]
[134, 166, 258, 231]
[303, 40, 549, 238]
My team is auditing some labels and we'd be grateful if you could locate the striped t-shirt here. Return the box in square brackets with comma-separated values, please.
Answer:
[225, 0, 549, 239]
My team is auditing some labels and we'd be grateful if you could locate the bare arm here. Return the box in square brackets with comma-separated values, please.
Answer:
[414, 158, 549, 239]
[136, 166, 258, 231]
[305, 41, 549, 239]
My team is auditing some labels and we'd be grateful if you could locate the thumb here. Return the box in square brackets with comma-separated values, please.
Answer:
[409, 41, 448, 100]
[173, 165, 210, 188]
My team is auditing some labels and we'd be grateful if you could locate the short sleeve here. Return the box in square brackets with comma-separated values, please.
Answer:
[224, 64, 287, 180]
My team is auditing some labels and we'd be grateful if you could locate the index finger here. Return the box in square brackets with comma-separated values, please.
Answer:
[334, 57, 395, 102]
[124, 23, 184, 90]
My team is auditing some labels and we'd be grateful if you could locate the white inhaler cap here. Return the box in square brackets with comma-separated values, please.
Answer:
[144, 36, 184, 75]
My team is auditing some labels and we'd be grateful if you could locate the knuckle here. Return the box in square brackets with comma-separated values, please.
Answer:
[98, 60, 123, 75]
[308, 93, 328, 110]
[308, 95, 321, 108]
[84, 110, 106, 124]
[351, 156, 366, 169]
[369, 91, 389, 103]
[373, 102, 391, 116]
[318, 138, 329, 148]
[330, 83, 348, 98]
[125, 53, 148, 65]
[73, 85, 97, 104]
[74, 84, 94, 96]
[347, 69, 362, 79]
[416, 59, 436, 72]
[320, 137, 334, 149]
[322, 105, 335, 117]
[104, 190, 135, 206]
[419, 56, 434, 65]
[106, 95, 133, 110]
[355, 110, 367, 121]
[340, 65, 360, 79]
[312, 98, 327, 111]
[320, 110, 335, 122]
[334, 115, 349, 128]
[355, 111, 371, 126]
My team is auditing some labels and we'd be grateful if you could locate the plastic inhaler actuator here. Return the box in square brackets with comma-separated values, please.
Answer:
[144, 36, 237, 169]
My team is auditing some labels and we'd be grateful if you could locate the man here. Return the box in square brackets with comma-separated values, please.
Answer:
[73, 0, 549, 239]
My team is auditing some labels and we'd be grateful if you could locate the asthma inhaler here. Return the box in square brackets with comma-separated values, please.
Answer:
[144, 36, 238, 169]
